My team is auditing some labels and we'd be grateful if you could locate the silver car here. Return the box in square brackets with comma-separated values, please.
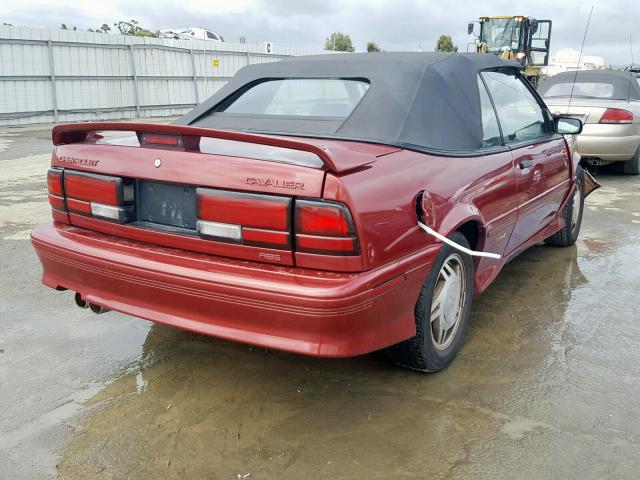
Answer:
[539, 70, 640, 175]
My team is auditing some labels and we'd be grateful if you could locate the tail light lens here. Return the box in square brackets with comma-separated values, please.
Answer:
[295, 200, 358, 255]
[599, 108, 634, 124]
[48, 169, 359, 260]
[47, 168, 65, 210]
[64, 171, 132, 205]
[64, 171, 134, 222]
[196, 189, 291, 249]
[296, 201, 352, 236]
[195, 190, 358, 255]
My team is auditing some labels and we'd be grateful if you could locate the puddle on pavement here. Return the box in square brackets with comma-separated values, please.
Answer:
[55, 231, 640, 479]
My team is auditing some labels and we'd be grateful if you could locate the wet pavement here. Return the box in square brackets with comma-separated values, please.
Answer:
[1, 126, 639, 479]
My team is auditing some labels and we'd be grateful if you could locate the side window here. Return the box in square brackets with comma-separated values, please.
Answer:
[481, 71, 549, 144]
[477, 76, 502, 148]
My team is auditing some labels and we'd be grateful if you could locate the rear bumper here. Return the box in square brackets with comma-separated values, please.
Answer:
[577, 124, 640, 161]
[31, 222, 437, 357]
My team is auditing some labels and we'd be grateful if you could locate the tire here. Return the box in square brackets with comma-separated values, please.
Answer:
[621, 146, 640, 175]
[545, 166, 585, 247]
[385, 232, 474, 372]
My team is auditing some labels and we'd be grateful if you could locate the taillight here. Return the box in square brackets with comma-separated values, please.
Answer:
[47, 168, 65, 211]
[599, 108, 634, 124]
[64, 171, 130, 205]
[64, 171, 134, 222]
[48, 168, 360, 260]
[196, 189, 291, 249]
[295, 200, 358, 255]
[296, 200, 352, 236]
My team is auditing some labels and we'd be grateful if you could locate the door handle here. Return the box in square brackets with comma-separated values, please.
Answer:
[519, 159, 533, 169]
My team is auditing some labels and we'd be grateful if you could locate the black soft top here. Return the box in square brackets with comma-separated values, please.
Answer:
[539, 70, 640, 101]
[177, 52, 520, 153]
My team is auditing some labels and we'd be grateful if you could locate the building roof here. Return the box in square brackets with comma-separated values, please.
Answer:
[177, 52, 520, 153]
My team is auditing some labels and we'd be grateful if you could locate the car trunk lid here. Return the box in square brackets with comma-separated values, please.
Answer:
[48, 122, 394, 271]
[543, 97, 620, 124]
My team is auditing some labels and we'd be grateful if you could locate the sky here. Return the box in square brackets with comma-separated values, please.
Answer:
[1, 0, 636, 65]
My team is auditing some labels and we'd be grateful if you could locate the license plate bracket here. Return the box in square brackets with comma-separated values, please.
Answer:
[137, 181, 197, 230]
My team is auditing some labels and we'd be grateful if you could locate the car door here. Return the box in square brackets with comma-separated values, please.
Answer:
[481, 70, 570, 254]
[472, 75, 519, 260]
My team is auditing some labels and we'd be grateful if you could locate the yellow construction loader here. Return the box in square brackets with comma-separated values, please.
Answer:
[468, 16, 552, 86]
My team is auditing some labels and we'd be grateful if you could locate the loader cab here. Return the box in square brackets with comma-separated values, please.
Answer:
[470, 16, 551, 68]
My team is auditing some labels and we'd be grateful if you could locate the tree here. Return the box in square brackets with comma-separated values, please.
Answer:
[96, 23, 111, 34]
[324, 32, 355, 52]
[366, 41, 381, 53]
[435, 35, 458, 52]
[114, 19, 158, 37]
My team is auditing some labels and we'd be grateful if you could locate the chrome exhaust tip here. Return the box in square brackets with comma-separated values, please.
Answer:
[89, 303, 109, 314]
[74, 292, 88, 309]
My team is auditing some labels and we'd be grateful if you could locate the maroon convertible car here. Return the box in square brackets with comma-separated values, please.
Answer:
[31, 53, 595, 372]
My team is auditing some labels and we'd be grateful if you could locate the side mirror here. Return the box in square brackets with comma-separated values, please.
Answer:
[468, 22, 475, 35]
[555, 116, 583, 135]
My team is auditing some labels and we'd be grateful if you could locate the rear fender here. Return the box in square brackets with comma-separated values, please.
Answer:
[434, 204, 512, 295]
[436, 203, 486, 245]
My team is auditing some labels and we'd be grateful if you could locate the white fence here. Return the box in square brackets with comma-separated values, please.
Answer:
[0, 26, 325, 126]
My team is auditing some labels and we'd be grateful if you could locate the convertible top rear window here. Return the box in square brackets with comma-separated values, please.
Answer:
[543, 82, 615, 99]
[179, 52, 523, 152]
[538, 70, 640, 101]
[218, 78, 370, 118]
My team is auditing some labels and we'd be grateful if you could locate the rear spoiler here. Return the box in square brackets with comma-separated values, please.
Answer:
[51, 122, 376, 173]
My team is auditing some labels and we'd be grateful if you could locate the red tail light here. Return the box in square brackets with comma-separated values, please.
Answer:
[196, 189, 291, 249]
[198, 190, 290, 230]
[47, 168, 63, 196]
[47, 168, 65, 211]
[599, 108, 634, 124]
[241, 228, 289, 247]
[48, 194, 65, 210]
[64, 171, 133, 222]
[64, 171, 131, 205]
[47, 167, 359, 261]
[66, 198, 92, 214]
[295, 200, 357, 255]
[296, 234, 356, 253]
[195, 190, 358, 255]
[296, 201, 353, 236]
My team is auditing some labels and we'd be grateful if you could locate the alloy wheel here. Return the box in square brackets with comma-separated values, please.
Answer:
[430, 253, 466, 350]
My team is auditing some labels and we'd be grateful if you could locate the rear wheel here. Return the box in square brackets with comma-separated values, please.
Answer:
[385, 232, 474, 372]
[621, 146, 640, 175]
[545, 167, 584, 247]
